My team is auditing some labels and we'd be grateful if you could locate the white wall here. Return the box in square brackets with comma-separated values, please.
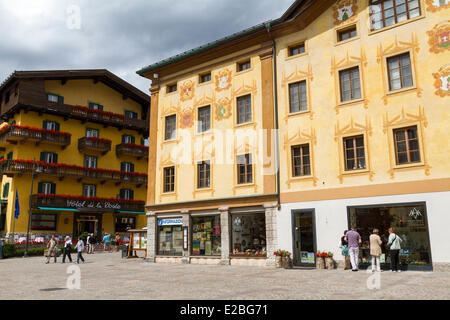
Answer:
[277, 191, 450, 263]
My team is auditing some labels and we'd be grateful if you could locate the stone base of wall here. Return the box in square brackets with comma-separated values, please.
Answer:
[155, 257, 183, 264]
[230, 258, 267, 267]
[190, 257, 222, 265]
[433, 263, 450, 272]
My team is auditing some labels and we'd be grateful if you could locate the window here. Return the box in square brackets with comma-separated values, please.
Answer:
[288, 43, 306, 56]
[231, 212, 266, 256]
[387, 52, 413, 91]
[393, 126, 420, 165]
[237, 60, 251, 72]
[191, 216, 221, 256]
[86, 128, 99, 138]
[291, 144, 311, 177]
[119, 189, 134, 200]
[370, 0, 421, 31]
[163, 166, 175, 193]
[197, 161, 210, 189]
[115, 216, 136, 233]
[197, 105, 211, 133]
[38, 182, 56, 195]
[339, 66, 361, 102]
[43, 120, 60, 131]
[46, 93, 64, 104]
[2, 182, 10, 198]
[165, 115, 176, 140]
[199, 72, 211, 83]
[40, 152, 58, 164]
[88, 102, 103, 110]
[338, 25, 357, 42]
[237, 95, 252, 124]
[167, 83, 177, 93]
[125, 110, 138, 119]
[122, 134, 135, 144]
[84, 155, 97, 168]
[237, 154, 253, 184]
[343, 135, 366, 170]
[31, 214, 57, 231]
[289, 81, 308, 113]
[83, 184, 97, 197]
[158, 219, 183, 256]
[7, 152, 13, 160]
[121, 162, 134, 173]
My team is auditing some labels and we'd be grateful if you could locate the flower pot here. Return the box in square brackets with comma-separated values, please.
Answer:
[316, 256, 326, 269]
[282, 256, 293, 269]
[275, 255, 282, 268]
[325, 257, 335, 269]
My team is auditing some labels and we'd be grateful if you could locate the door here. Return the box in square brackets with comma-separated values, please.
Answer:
[76, 216, 99, 238]
[292, 210, 316, 267]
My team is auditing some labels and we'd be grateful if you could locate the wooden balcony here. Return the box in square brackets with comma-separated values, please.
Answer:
[0, 125, 71, 149]
[116, 143, 149, 159]
[0, 160, 147, 186]
[78, 137, 111, 155]
[31, 194, 145, 213]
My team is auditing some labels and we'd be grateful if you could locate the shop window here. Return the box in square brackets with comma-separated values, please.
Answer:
[31, 213, 57, 231]
[84, 155, 97, 168]
[339, 66, 361, 102]
[165, 115, 176, 140]
[288, 42, 306, 56]
[199, 72, 211, 83]
[348, 203, 431, 269]
[163, 166, 175, 193]
[191, 216, 221, 256]
[237, 154, 253, 184]
[237, 60, 251, 72]
[125, 110, 138, 119]
[197, 161, 210, 189]
[86, 128, 99, 138]
[338, 25, 357, 42]
[231, 212, 266, 256]
[197, 105, 211, 133]
[237, 94, 252, 124]
[38, 182, 56, 195]
[43, 120, 60, 131]
[393, 126, 420, 165]
[83, 184, 96, 197]
[387, 52, 413, 91]
[40, 152, 58, 164]
[291, 144, 311, 177]
[158, 219, 183, 256]
[46, 93, 64, 104]
[370, 0, 421, 31]
[166, 83, 177, 93]
[289, 81, 307, 113]
[344, 135, 366, 170]
[115, 216, 136, 233]
[122, 134, 135, 144]
[88, 102, 103, 110]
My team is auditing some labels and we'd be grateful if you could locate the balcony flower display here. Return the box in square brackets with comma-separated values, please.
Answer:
[0, 124, 71, 136]
[73, 105, 126, 119]
[124, 143, 148, 149]
[84, 136, 112, 144]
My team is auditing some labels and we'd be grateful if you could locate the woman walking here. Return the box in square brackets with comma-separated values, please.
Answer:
[340, 230, 350, 270]
[45, 235, 58, 264]
[370, 229, 383, 272]
[62, 236, 73, 263]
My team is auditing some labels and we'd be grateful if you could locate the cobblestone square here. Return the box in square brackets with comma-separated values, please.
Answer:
[0, 252, 448, 300]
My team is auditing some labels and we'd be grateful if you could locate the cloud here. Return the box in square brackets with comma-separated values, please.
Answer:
[0, 0, 293, 92]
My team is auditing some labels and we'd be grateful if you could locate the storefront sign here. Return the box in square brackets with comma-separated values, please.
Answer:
[409, 208, 422, 219]
[66, 200, 121, 210]
[158, 218, 183, 226]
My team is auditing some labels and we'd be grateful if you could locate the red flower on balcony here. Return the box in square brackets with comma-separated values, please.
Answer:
[85, 136, 112, 144]
[73, 105, 126, 119]
[124, 143, 148, 149]
[0, 124, 72, 137]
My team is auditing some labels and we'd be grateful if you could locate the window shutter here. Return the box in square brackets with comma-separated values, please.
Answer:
[7, 152, 13, 160]
[131, 136, 135, 144]
[120, 162, 125, 172]
[130, 189, 134, 200]
[3, 183, 10, 198]
[55, 122, 60, 131]
[88, 102, 94, 109]
[57, 96, 64, 104]
[99, 105, 103, 111]
[51, 183, 56, 195]
[40, 152, 45, 161]
[119, 189, 125, 199]
[43, 120, 48, 129]
[53, 153, 58, 164]
[38, 182, 43, 194]
[130, 163, 134, 173]
[122, 135, 126, 143]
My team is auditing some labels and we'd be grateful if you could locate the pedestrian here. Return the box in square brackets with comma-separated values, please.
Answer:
[62, 236, 73, 263]
[340, 230, 350, 270]
[45, 235, 58, 264]
[103, 233, 111, 252]
[114, 233, 121, 252]
[89, 233, 95, 254]
[75, 238, 85, 264]
[387, 227, 403, 272]
[86, 233, 91, 254]
[345, 226, 361, 272]
[370, 228, 383, 272]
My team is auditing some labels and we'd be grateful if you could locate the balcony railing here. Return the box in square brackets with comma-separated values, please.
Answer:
[31, 194, 145, 212]
[0, 124, 71, 148]
[78, 137, 112, 155]
[0, 160, 147, 185]
[116, 143, 149, 159]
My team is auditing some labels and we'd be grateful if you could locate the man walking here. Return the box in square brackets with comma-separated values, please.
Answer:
[345, 226, 361, 272]
[75, 238, 85, 264]
[88, 233, 95, 254]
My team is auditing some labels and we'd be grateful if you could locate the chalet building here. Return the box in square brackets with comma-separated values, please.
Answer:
[138, 0, 450, 270]
[0, 70, 150, 242]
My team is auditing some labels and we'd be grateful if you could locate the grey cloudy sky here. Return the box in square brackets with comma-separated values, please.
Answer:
[0, 0, 294, 93]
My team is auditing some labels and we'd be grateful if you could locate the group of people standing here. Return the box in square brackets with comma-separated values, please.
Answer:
[340, 227, 403, 272]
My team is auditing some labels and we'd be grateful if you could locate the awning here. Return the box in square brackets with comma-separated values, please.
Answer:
[37, 207, 78, 212]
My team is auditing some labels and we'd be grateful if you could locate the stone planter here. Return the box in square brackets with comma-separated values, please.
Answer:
[281, 256, 293, 269]
[325, 257, 335, 269]
[275, 255, 282, 268]
[316, 256, 326, 269]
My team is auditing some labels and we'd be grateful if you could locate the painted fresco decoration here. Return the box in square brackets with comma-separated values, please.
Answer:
[215, 97, 232, 121]
[180, 80, 195, 102]
[333, 0, 358, 25]
[433, 64, 450, 97]
[215, 69, 232, 91]
[426, 0, 450, 12]
[179, 107, 194, 129]
[427, 20, 450, 54]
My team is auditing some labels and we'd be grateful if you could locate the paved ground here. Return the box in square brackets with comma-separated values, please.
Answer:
[0, 252, 449, 300]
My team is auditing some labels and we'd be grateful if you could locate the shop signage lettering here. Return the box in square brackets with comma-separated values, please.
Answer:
[66, 200, 121, 210]
[409, 208, 422, 219]
[158, 218, 183, 226]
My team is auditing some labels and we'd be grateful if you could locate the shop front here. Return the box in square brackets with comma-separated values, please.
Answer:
[291, 209, 316, 267]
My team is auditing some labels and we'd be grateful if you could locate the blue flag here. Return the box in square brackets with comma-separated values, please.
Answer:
[14, 189, 20, 219]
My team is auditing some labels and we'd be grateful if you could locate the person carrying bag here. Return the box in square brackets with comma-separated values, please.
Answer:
[387, 227, 403, 272]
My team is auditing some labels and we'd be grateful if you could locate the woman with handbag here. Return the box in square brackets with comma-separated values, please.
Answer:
[387, 227, 403, 272]
[340, 230, 350, 270]
[45, 235, 58, 264]
[369, 229, 383, 272]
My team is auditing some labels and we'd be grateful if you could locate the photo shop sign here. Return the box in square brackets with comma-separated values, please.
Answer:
[66, 199, 121, 210]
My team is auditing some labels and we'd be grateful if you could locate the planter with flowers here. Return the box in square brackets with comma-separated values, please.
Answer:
[274, 249, 292, 269]
[325, 251, 335, 269]
[315, 250, 327, 269]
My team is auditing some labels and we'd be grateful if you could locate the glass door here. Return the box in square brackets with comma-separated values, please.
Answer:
[292, 210, 316, 267]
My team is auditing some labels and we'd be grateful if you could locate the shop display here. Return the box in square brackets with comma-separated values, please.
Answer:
[191, 216, 221, 256]
[231, 212, 267, 256]
[158, 221, 183, 256]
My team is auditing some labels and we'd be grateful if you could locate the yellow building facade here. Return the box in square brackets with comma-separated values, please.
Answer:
[139, 0, 450, 270]
[0, 70, 149, 243]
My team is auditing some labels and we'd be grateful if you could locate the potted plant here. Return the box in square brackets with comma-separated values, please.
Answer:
[325, 251, 335, 269]
[274, 249, 292, 268]
[315, 250, 327, 269]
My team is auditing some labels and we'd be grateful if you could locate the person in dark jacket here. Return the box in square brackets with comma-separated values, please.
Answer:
[62, 236, 73, 263]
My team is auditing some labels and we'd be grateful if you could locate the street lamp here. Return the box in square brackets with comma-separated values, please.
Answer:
[24, 158, 36, 258]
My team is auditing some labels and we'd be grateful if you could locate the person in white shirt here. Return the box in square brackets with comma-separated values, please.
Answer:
[62, 236, 73, 263]
[86, 234, 91, 254]
[75, 238, 85, 264]
[387, 227, 403, 272]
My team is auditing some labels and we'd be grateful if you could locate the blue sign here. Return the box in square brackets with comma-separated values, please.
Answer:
[158, 218, 183, 226]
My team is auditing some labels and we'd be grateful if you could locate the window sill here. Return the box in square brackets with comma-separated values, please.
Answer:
[235, 67, 254, 76]
[335, 36, 360, 47]
[290, 174, 313, 181]
[368, 15, 425, 36]
[195, 130, 213, 137]
[234, 121, 255, 129]
[197, 80, 212, 87]
[341, 168, 369, 175]
[285, 52, 308, 61]
[161, 191, 176, 196]
[194, 187, 212, 192]
[165, 90, 178, 97]
[393, 162, 425, 170]
[162, 139, 177, 144]
[235, 182, 255, 188]
[386, 86, 417, 97]
[338, 97, 365, 107]
[288, 109, 310, 117]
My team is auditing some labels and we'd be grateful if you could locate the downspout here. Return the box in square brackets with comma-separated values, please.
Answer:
[265, 22, 281, 210]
